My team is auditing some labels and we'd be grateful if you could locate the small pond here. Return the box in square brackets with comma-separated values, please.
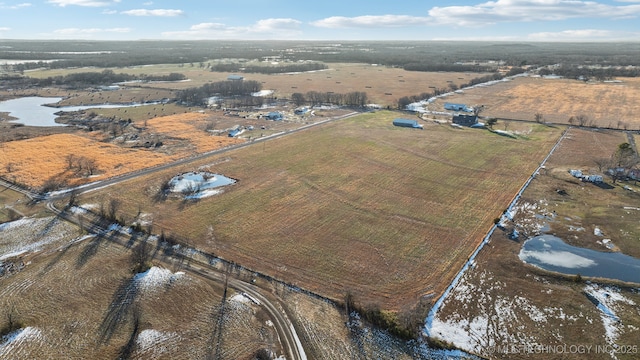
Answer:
[0, 97, 65, 127]
[0, 96, 158, 127]
[519, 234, 640, 283]
[169, 172, 236, 199]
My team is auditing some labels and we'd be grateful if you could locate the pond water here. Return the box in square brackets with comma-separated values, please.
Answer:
[0, 96, 158, 127]
[0, 97, 65, 127]
[169, 172, 236, 199]
[519, 234, 640, 283]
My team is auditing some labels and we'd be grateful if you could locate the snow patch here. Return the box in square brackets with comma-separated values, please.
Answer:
[0, 327, 44, 356]
[136, 329, 180, 356]
[134, 267, 184, 292]
[584, 283, 635, 351]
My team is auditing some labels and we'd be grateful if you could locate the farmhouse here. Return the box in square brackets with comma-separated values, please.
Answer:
[569, 169, 604, 183]
[444, 102, 472, 112]
[452, 114, 478, 127]
[393, 118, 423, 129]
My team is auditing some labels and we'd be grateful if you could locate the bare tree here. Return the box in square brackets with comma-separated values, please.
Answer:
[575, 114, 589, 127]
[108, 198, 121, 221]
[534, 112, 544, 124]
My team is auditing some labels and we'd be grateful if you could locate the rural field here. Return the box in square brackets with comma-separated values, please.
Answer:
[24, 62, 487, 108]
[77, 110, 563, 311]
[431, 126, 640, 359]
[0, 187, 467, 359]
[430, 76, 640, 129]
[3, 39, 640, 358]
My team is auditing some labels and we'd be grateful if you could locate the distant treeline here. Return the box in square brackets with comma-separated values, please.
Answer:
[176, 80, 262, 106]
[4, 40, 640, 72]
[291, 91, 368, 107]
[540, 65, 640, 80]
[403, 63, 496, 73]
[210, 62, 328, 74]
[26, 70, 186, 88]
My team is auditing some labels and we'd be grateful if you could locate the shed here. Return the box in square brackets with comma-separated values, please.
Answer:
[265, 112, 283, 121]
[227, 74, 244, 81]
[452, 114, 478, 126]
[393, 118, 423, 129]
[444, 102, 472, 112]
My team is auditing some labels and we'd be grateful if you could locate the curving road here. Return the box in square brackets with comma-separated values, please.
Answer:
[47, 201, 307, 360]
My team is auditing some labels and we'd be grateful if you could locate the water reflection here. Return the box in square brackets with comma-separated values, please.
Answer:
[519, 235, 640, 283]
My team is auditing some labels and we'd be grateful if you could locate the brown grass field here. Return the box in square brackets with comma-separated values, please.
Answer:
[25, 62, 487, 107]
[78, 111, 563, 310]
[0, 113, 242, 189]
[430, 76, 640, 129]
[432, 126, 640, 359]
[0, 203, 446, 359]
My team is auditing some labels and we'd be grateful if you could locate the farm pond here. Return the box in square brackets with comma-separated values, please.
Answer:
[519, 234, 640, 283]
[169, 172, 236, 199]
[0, 96, 157, 127]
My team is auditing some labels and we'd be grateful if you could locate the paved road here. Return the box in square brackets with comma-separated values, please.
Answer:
[45, 110, 361, 199]
[47, 201, 307, 360]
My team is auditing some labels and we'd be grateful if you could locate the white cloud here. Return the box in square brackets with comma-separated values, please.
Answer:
[1, 2, 31, 9]
[311, 1, 640, 30]
[0, 27, 11, 32]
[428, 0, 640, 26]
[48, 0, 120, 6]
[102, 9, 116, 14]
[121, 9, 183, 17]
[163, 18, 302, 40]
[528, 29, 640, 41]
[311, 15, 429, 28]
[53, 27, 130, 35]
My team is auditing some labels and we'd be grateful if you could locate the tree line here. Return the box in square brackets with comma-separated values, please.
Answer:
[20, 69, 186, 88]
[397, 72, 505, 109]
[291, 91, 368, 107]
[210, 62, 327, 74]
[176, 80, 262, 106]
[539, 65, 640, 81]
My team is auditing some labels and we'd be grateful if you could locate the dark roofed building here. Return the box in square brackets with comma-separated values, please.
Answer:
[452, 114, 478, 127]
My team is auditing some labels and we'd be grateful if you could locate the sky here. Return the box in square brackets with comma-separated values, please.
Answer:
[1, 0, 640, 42]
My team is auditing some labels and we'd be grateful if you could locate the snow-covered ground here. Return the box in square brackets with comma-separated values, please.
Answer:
[135, 329, 181, 357]
[0, 327, 44, 358]
[0, 216, 80, 261]
[584, 283, 636, 359]
[133, 266, 185, 293]
[429, 270, 587, 358]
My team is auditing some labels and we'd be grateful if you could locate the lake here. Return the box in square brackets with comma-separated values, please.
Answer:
[519, 234, 640, 283]
[0, 96, 158, 127]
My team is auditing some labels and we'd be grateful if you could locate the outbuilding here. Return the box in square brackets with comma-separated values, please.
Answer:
[265, 112, 283, 121]
[227, 74, 244, 81]
[452, 114, 478, 127]
[444, 102, 472, 112]
[393, 118, 423, 129]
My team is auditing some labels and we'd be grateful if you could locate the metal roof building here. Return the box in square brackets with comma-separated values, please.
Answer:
[393, 118, 423, 129]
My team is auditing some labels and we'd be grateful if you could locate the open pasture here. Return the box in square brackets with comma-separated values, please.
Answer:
[431, 127, 640, 360]
[432, 76, 640, 129]
[82, 111, 563, 310]
[27, 62, 487, 107]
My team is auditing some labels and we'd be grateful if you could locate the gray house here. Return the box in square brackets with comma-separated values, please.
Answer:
[452, 114, 478, 127]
